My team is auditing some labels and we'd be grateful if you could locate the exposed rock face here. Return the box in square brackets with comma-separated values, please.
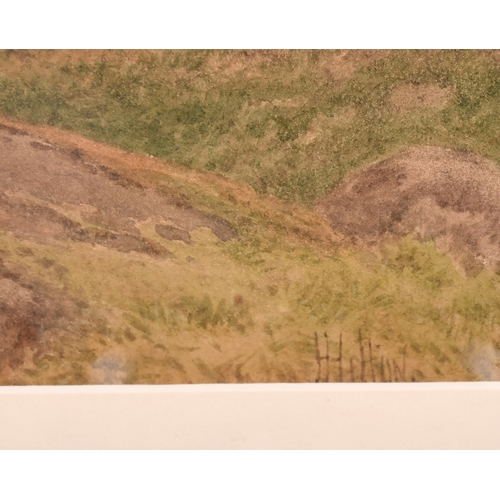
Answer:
[0, 258, 81, 371]
[318, 146, 500, 274]
[0, 125, 238, 254]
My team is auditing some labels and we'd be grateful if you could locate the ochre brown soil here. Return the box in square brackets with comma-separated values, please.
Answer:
[0, 257, 84, 372]
[0, 124, 238, 250]
[317, 146, 500, 274]
[390, 83, 451, 111]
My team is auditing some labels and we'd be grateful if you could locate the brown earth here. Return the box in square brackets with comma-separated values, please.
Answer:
[390, 83, 451, 111]
[321, 49, 391, 81]
[317, 146, 500, 275]
[155, 224, 191, 243]
[0, 124, 238, 251]
[0, 257, 84, 372]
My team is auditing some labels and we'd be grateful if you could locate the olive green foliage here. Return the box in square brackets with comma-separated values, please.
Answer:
[179, 294, 252, 332]
[3, 50, 500, 204]
[3, 50, 500, 383]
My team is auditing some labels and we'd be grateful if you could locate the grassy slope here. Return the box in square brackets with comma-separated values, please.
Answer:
[2, 50, 500, 204]
[1, 51, 500, 383]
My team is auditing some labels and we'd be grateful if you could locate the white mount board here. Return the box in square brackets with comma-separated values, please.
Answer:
[0, 383, 499, 449]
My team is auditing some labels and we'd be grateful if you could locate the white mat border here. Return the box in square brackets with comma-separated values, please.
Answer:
[0, 382, 499, 449]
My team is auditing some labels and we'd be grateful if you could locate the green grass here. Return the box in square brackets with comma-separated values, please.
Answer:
[3, 50, 500, 382]
[3, 50, 500, 205]
[2, 214, 499, 382]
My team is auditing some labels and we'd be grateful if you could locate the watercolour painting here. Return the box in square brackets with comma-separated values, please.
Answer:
[1, 49, 500, 385]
